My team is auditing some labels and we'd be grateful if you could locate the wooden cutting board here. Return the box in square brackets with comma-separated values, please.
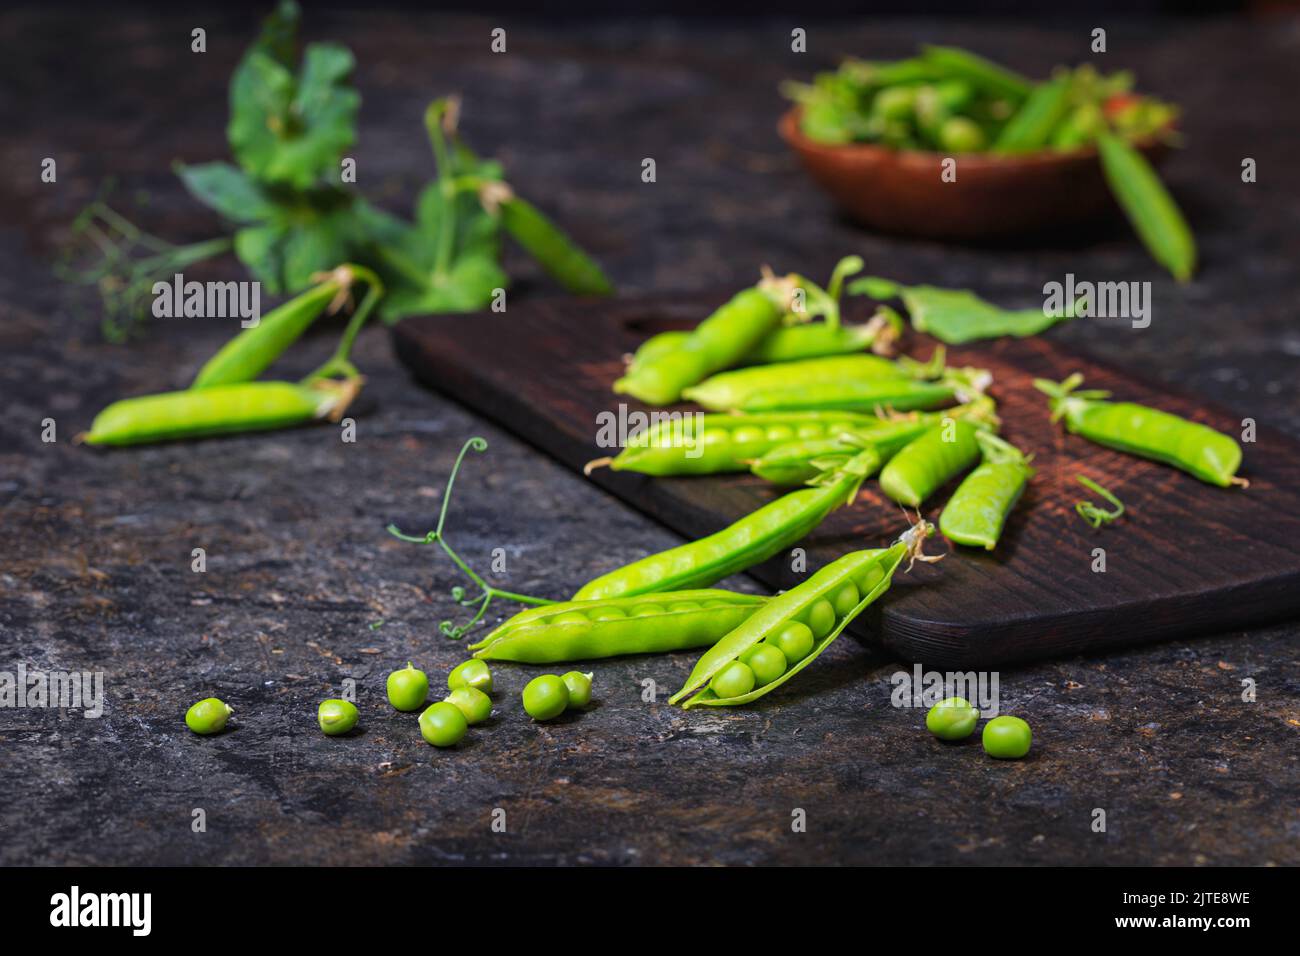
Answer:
[392, 294, 1300, 668]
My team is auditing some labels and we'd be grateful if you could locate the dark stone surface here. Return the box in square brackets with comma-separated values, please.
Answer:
[1, 9, 1297, 865]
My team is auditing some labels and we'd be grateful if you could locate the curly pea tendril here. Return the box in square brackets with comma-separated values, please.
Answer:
[1075, 475, 1125, 529]
[388, 437, 554, 638]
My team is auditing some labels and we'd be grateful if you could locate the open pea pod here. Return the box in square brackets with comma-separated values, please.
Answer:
[669, 521, 938, 708]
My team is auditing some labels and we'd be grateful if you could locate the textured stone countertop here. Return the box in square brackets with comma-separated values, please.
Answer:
[1, 10, 1296, 865]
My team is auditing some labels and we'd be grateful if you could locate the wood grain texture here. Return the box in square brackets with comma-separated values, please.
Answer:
[393, 295, 1300, 669]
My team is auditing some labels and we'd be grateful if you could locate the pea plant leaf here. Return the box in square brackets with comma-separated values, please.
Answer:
[227, 38, 359, 189]
[849, 276, 1079, 344]
[374, 142, 508, 323]
[173, 161, 281, 223]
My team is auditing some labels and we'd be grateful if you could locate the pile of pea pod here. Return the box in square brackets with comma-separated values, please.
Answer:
[782, 46, 1194, 280]
[398, 256, 1249, 714]
[784, 48, 1176, 154]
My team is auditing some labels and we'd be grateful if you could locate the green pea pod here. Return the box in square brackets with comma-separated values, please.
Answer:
[468, 589, 766, 663]
[1034, 373, 1243, 487]
[850, 277, 1080, 344]
[625, 330, 690, 374]
[879, 419, 985, 506]
[919, 45, 1031, 101]
[192, 265, 378, 389]
[669, 521, 937, 708]
[614, 285, 785, 405]
[1096, 130, 1196, 281]
[729, 378, 959, 415]
[82, 379, 357, 447]
[573, 446, 880, 601]
[750, 400, 996, 485]
[938, 432, 1034, 550]
[741, 315, 895, 365]
[495, 193, 613, 296]
[586, 411, 881, 477]
[994, 74, 1071, 153]
[682, 353, 915, 411]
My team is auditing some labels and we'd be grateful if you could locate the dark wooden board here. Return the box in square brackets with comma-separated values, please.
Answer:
[392, 294, 1300, 668]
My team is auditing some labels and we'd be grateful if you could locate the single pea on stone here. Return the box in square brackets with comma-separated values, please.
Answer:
[982, 715, 1032, 759]
[386, 662, 429, 712]
[445, 686, 492, 725]
[926, 696, 979, 741]
[185, 697, 232, 735]
[561, 671, 594, 709]
[448, 659, 493, 695]
[710, 660, 756, 699]
[522, 674, 570, 721]
[771, 621, 815, 664]
[318, 699, 359, 736]
[419, 701, 469, 747]
[746, 645, 788, 687]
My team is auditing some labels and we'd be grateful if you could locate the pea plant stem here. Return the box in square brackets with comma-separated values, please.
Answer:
[424, 99, 458, 283]
[303, 265, 385, 383]
[387, 436, 555, 638]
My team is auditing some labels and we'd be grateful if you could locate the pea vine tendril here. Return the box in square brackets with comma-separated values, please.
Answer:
[387, 436, 554, 639]
[1074, 475, 1125, 529]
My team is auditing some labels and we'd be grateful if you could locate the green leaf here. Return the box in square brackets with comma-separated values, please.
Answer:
[380, 252, 507, 322]
[253, 0, 301, 66]
[175, 161, 279, 223]
[233, 223, 288, 293]
[850, 276, 1078, 344]
[227, 43, 359, 189]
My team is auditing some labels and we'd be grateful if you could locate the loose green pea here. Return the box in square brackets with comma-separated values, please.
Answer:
[318, 699, 359, 736]
[386, 662, 429, 712]
[710, 660, 756, 698]
[185, 697, 232, 735]
[562, 671, 594, 709]
[772, 621, 815, 664]
[746, 644, 788, 687]
[523, 674, 570, 721]
[445, 686, 492, 725]
[419, 701, 468, 747]
[939, 116, 987, 152]
[982, 715, 1032, 759]
[448, 659, 493, 694]
[830, 583, 860, 617]
[926, 696, 979, 741]
[806, 599, 837, 639]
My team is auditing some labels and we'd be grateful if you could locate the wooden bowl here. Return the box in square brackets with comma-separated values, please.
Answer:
[779, 107, 1169, 241]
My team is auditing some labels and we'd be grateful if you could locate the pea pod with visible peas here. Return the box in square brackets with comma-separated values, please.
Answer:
[469, 589, 767, 663]
[81, 378, 360, 447]
[574, 445, 881, 601]
[1034, 373, 1244, 487]
[585, 411, 883, 477]
[750, 399, 998, 485]
[939, 432, 1035, 550]
[669, 520, 940, 708]
[878, 418, 989, 507]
